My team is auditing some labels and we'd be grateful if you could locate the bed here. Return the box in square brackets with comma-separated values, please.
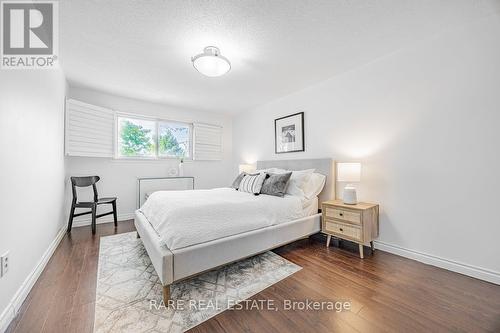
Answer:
[134, 158, 335, 303]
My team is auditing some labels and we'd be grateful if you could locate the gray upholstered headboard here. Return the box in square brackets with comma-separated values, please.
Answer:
[256, 158, 335, 203]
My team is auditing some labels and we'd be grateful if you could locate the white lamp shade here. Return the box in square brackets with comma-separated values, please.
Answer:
[337, 162, 361, 182]
[192, 46, 231, 77]
[193, 56, 230, 77]
[239, 164, 256, 174]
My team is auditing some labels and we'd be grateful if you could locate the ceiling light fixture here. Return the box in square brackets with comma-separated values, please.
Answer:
[191, 46, 231, 77]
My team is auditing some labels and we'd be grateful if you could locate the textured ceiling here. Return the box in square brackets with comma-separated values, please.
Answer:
[60, 0, 500, 114]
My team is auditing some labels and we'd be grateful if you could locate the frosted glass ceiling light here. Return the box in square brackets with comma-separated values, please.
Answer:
[191, 46, 231, 77]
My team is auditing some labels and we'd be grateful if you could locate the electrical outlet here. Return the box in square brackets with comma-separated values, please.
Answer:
[1, 252, 9, 277]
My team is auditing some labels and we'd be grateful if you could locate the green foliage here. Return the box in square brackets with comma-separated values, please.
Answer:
[159, 129, 186, 157]
[120, 121, 154, 156]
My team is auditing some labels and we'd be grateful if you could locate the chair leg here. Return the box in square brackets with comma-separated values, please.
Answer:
[112, 201, 118, 227]
[67, 204, 76, 233]
[91, 204, 97, 235]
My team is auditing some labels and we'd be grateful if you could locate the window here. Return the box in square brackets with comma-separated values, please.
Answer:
[158, 121, 191, 158]
[116, 116, 192, 159]
[65, 99, 222, 160]
[117, 117, 156, 158]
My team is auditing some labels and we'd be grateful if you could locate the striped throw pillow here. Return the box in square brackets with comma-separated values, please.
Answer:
[238, 173, 267, 195]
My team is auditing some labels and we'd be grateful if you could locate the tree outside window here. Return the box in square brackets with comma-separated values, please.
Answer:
[158, 122, 190, 158]
[118, 117, 156, 157]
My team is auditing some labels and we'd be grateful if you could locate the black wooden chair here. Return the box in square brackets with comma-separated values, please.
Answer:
[67, 176, 117, 234]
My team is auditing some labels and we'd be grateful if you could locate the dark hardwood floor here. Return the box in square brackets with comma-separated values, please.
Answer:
[7, 220, 500, 333]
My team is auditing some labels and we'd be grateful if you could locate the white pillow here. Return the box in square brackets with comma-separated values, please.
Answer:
[238, 172, 267, 194]
[303, 173, 326, 199]
[273, 168, 315, 197]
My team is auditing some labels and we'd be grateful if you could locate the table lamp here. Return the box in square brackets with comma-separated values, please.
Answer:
[239, 164, 256, 174]
[337, 162, 361, 205]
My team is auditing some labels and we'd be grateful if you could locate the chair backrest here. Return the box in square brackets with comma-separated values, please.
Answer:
[70, 176, 100, 202]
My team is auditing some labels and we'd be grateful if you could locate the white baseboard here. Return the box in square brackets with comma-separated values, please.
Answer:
[0, 226, 66, 333]
[374, 240, 500, 285]
[71, 213, 135, 228]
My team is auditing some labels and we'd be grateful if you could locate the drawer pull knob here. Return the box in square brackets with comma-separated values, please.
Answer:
[339, 213, 343, 216]
[339, 228, 343, 232]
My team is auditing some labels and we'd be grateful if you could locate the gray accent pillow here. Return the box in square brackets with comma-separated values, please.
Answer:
[231, 172, 247, 190]
[260, 172, 292, 197]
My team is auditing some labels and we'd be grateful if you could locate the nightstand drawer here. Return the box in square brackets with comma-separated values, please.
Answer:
[325, 221, 362, 241]
[325, 207, 361, 224]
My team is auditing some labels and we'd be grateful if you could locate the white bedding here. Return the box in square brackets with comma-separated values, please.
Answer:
[139, 188, 317, 250]
[303, 197, 319, 216]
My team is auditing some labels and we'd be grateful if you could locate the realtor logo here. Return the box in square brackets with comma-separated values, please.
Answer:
[1, 1, 58, 69]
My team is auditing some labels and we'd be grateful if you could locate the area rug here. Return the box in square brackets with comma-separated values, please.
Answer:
[94, 232, 301, 332]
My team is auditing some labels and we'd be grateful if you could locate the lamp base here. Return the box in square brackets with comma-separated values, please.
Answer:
[342, 185, 358, 205]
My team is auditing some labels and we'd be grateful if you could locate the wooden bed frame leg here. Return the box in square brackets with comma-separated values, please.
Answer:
[136, 232, 140, 239]
[163, 285, 171, 305]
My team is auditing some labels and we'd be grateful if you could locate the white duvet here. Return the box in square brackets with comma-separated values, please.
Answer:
[139, 188, 312, 250]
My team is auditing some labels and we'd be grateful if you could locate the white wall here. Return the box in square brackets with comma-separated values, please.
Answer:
[66, 87, 233, 224]
[233, 15, 500, 282]
[0, 69, 67, 330]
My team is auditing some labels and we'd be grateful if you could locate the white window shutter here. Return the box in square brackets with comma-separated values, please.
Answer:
[65, 99, 115, 157]
[193, 123, 223, 160]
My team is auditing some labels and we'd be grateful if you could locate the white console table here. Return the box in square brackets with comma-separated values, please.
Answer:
[137, 177, 195, 208]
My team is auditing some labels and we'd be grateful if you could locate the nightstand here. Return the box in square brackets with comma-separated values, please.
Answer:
[321, 200, 379, 258]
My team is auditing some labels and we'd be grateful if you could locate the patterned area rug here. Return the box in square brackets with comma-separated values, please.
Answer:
[94, 232, 301, 332]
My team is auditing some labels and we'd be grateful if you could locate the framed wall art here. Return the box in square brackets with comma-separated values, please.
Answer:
[274, 112, 304, 154]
